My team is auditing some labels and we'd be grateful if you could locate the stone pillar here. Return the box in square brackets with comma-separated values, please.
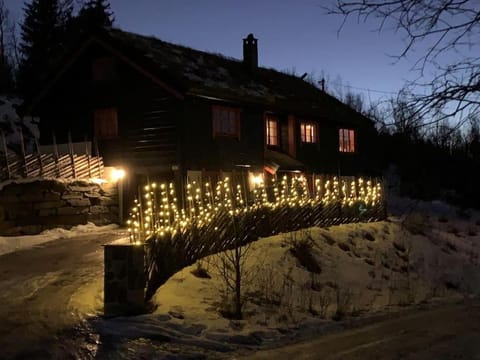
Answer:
[104, 243, 145, 317]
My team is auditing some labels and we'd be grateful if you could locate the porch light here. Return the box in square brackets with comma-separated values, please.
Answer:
[110, 167, 126, 182]
[249, 172, 264, 189]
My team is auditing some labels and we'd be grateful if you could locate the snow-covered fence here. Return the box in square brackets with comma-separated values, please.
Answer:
[126, 175, 386, 297]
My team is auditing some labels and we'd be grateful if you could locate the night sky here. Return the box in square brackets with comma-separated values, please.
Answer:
[3, 0, 453, 105]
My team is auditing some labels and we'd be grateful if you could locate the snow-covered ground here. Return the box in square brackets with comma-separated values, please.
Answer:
[95, 199, 480, 358]
[0, 222, 120, 256]
[1, 195, 479, 359]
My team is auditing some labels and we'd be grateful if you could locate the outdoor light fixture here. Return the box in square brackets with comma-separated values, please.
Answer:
[248, 172, 264, 190]
[110, 168, 126, 182]
[105, 166, 127, 224]
[252, 175, 263, 185]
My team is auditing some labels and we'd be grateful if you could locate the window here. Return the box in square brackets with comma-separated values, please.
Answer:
[339, 128, 355, 153]
[212, 106, 240, 138]
[300, 121, 318, 143]
[92, 56, 117, 81]
[265, 115, 279, 146]
[94, 108, 118, 140]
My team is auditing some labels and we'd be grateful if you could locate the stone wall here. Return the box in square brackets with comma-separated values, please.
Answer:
[0, 179, 119, 235]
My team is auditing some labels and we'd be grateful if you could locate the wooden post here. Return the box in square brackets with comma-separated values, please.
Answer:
[35, 137, 43, 177]
[94, 137, 102, 179]
[68, 132, 76, 179]
[52, 133, 60, 177]
[103, 243, 145, 317]
[1, 130, 11, 179]
[85, 135, 92, 178]
[19, 127, 28, 177]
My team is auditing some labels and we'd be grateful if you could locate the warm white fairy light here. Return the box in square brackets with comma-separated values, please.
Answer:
[127, 174, 384, 244]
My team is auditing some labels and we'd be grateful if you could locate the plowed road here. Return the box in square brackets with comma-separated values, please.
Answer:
[239, 301, 480, 359]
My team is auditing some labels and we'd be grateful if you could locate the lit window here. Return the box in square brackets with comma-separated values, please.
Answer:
[339, 128, 355, 153]
[212, 106, 240, 138]
[265, 115, 279, 146]
[94, 108, 118, 140]
[300, 121, 318, 143]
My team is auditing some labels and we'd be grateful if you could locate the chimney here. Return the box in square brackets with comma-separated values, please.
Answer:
[243, 33, 258, 72]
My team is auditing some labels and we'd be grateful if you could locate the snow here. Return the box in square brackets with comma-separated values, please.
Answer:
[2, 190, 479, 358]
[93, 197, 480, 357]
[0, 222, 120, 256]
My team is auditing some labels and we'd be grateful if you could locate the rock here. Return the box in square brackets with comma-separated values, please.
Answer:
[58, 207, 89, 216]
[34, 201, 64, 210]
[67, 199, 91, 207]
[61, 192, 84, 200]
[38, 208, 57, 216]
[90, 205, 109, 214]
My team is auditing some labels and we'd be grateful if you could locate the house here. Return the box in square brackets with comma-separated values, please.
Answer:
[21, 28, 379, 206]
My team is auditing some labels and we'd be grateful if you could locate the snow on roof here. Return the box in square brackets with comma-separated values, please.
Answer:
[104, 28, 370, 122]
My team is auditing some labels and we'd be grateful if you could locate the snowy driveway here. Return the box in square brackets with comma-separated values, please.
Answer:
[0, 229, 127, 359]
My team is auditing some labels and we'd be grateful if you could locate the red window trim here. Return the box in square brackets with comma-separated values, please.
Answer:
[300, 120, 318, 143]
[339, 128, 356, 153]
[265, 114, 280, 147]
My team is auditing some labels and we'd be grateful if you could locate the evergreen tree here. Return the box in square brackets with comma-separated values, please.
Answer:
[76, 0, 113, 31]
[18, 0, 73, 96]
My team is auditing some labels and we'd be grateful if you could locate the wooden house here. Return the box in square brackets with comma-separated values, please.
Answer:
[21, 28, 378, 204]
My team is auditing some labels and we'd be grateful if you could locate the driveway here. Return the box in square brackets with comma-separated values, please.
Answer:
[237, 300, 480, 359]
[0, 229, 127, 359]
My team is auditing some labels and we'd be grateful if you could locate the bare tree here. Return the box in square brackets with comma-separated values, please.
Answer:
[212, 216, 254, 320]
[326, 1, 480, 124]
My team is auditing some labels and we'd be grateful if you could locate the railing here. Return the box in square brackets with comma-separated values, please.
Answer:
[0, 152, 104, 181]
[0, 131, 103, 181]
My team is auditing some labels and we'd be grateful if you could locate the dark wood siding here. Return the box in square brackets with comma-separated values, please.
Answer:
[35, 43, 181, 177]
[180, 98, 264, 172]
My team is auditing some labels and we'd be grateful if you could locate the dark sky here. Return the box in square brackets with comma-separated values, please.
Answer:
[4, 0, 438, 105]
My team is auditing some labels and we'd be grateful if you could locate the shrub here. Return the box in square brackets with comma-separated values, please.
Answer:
[285, 231, 322, 274]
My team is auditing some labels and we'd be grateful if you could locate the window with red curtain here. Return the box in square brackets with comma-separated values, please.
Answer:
[265, 115, 279, 146]
[339, 128, 355, 153]
[300, 121, 318, 143]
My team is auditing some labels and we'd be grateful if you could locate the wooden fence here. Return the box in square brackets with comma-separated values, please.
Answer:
[0, 152, 104, 181]
[127, 175, 387, 297]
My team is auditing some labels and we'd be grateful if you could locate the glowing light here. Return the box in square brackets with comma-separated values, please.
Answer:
[110, 168, 126, 182]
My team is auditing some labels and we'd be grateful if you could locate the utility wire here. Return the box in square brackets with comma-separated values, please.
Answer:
[328, 81, 400, 95]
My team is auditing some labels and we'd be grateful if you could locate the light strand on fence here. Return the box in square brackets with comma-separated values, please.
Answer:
[127, 175, 384, 243]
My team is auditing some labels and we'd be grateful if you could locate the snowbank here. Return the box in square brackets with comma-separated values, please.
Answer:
[0, 222, 119, 256]
[96, 204, 480, 356]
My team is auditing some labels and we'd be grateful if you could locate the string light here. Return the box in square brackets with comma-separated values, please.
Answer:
[127, 175, 384, 243]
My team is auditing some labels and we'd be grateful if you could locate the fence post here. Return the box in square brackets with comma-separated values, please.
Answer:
[94, 137, 102, 179]
[51, 133, 60, 177]
[35, 137, 43, 177]
[1, 130, 11, 179]
[85, 136, 92, 178]
[19, 127, 28, 177]
[68, 132, 76, 179]
[104, 243, 146, 316]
